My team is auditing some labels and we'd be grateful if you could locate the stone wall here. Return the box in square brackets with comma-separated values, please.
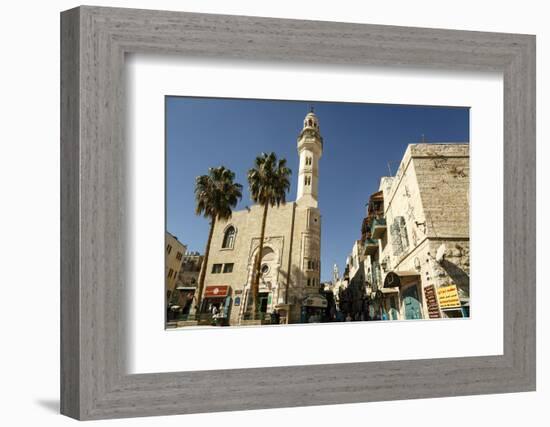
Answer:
[411, 144, 469, 239]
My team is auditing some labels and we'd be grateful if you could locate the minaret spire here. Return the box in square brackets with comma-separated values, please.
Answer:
[296, 109, 323, 207]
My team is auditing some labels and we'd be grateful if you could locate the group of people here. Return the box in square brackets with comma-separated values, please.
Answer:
[210, 304, 224, 317]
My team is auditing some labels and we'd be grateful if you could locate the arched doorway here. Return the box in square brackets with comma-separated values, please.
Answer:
[243, 245, 279, 320]
[257, 247, 276, 315]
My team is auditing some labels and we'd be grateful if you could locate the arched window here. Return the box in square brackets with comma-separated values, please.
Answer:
[222, 226, 236, 249]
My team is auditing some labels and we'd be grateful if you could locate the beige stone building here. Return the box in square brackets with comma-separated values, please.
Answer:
[176, 252, 204, 288]
[364, 143, 470, 320]
[165, 232, 186, 305]
[198, 111, 324, 325]
[348, 240, 367, 288]
[171, 252, 204, 319]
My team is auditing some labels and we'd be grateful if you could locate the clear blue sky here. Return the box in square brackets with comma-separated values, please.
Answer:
[166, 96, 469, 282]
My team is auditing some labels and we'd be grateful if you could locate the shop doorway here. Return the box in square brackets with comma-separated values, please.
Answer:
[201, 298, 224, 314]
[258, 292, 269, 314]
[402, 284, 422, 320]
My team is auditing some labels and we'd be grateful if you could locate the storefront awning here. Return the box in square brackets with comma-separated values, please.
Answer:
[371, 287, 399, 300]
[176, 286, 196, 291]
[384, 271, 420, 288]
[303, 295, 328, 308]
[204, 285, 230, 298]
[379, 287, 399, 294]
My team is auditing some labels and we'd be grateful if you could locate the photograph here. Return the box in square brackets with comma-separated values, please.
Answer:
[165, 97, 471, 328]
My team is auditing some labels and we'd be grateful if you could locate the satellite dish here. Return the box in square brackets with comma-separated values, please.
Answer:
[436, 244, 446, 263]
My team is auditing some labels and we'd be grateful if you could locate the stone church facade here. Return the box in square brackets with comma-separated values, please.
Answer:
[199, 111, 323, 325]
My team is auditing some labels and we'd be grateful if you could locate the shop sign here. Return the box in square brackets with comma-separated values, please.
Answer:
[424, 285, 441, 318]
[437, 284, 461, 309]
[384, 271, 401, 287]
[234, 296, 241, 306]
[204, 285, 229, 298]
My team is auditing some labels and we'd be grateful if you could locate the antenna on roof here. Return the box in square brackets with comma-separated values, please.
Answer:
[387, 161, 393, 176]
[421, 133, 426, 143]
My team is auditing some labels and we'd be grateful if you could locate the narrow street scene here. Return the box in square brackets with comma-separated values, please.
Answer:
[165, 98, 470, 328]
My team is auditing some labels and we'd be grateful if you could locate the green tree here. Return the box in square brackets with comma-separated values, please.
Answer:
[194, 167, 243, 315]
[247, 152, 292, 318]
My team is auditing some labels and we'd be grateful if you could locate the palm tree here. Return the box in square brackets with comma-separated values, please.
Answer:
[194, 166, 243, 316]
[247, 152, 292, 319]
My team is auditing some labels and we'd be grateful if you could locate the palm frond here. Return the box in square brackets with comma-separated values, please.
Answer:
[194, 166, 243, 221]
[247, 152, 292, 208]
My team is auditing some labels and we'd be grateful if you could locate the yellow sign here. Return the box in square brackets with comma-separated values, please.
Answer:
[437, 285, 461, 309]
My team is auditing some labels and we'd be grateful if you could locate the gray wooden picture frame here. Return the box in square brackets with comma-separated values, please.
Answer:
[60, 5, 536, 421]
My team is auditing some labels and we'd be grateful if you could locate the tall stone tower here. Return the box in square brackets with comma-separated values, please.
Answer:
[333, 264, 340, 284]
[296, 109, 323, 207]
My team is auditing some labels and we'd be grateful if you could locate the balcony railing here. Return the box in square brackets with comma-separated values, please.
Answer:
[371, 218, 387, 239]
[364, 238, 379, 256]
